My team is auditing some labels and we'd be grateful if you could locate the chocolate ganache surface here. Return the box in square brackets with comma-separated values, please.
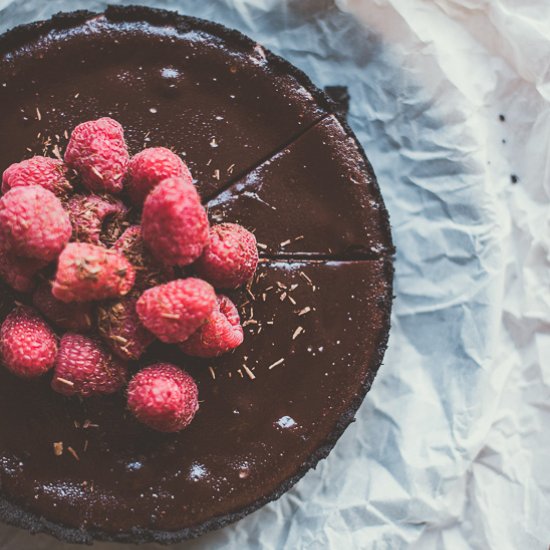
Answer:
[0, 6, 394, 544]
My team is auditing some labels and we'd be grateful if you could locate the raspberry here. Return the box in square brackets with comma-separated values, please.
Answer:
[97, 296, 155, 361]
[180, 294, 243, 357]
[0, 247, 45, 293]
[0, 186, 71, 262]
[51, 333, 128, 397]
[0, 306, 57, 378]
[2, 156, 72, 197]
[195, 223, 258, 288]
[52, 242, 135, 303]
[136, 278, 216, 343]
[33, 281, 93, 331]
[127, 147, 192, 206]
[66, 193, 128, 246]
[142, 177, 209, 267]
[64, 117, 129, 194]
[127, 363, 198, 432]
[113, 225, 173, 290]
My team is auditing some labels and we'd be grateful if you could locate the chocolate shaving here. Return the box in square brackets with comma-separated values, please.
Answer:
[53, 442, 63, 456]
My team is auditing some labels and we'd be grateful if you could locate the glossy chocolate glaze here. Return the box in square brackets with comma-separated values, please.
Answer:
[0, 259, 392, 538]
[0, 8, 328, 199]
[0, 6, 393, 544]
[207, 115, 394, 258]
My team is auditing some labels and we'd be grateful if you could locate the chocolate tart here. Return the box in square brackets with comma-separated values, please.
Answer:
[0, 6, 394, 544]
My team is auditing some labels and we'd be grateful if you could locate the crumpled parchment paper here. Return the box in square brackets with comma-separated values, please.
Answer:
[0, 0, 548, 548]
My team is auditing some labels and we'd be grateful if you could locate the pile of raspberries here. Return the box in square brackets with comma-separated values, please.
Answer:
[0, 117, 258, 433]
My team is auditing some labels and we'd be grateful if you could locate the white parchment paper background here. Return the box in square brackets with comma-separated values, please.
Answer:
[0, 0, 548, 548]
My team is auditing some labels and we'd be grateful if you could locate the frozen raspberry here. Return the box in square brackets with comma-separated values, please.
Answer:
[142, 177, 209, 267]
[113, 225, 173, 290]
[0, 306, 57, 378]
[51, 333, 128, 397]
[0, 247, 45, 293]
[136, 278, 216, 343]
[127, 363, 198, 432]
[180, 294, 243, 357]
[127, 147, 192, 206]
[64, 117, 129, 194]
[2, 156, 72, 197]
[0, 186, 71, 262]
[195, 223, 258, 288]
[66, 193, 128, 246]
[33, 281, 93, 331]
[97, 295, 155, 361]
[52, 243, 135, 303]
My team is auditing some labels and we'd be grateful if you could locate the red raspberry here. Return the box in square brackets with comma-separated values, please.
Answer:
[0, 306, 57, 378]
[2, 156, 72, 197]
[52, 242, 135, 303]
[127, 147, 192, 206]
[180, 294, 243, 357]
[136, 278, 216, 343]
[127, 363, 198, 432]
[64, 117, 129, 194]
[51, 333, 128, 397]
[195, 223, 258, 288]
[113, 225, 173, 290]
[142, 177, 209, 267]
[33, 281, 93, 331]
[0, 186, 71, 262]
[0, 247, 45, 293]
[97, 295, 155, 361]
[66, 193, 128, 246]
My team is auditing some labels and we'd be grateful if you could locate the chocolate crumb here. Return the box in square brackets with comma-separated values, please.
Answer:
[324, 85, 350, 117]
[499, 114, 505, 121]
[511, 174, 518, 184]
